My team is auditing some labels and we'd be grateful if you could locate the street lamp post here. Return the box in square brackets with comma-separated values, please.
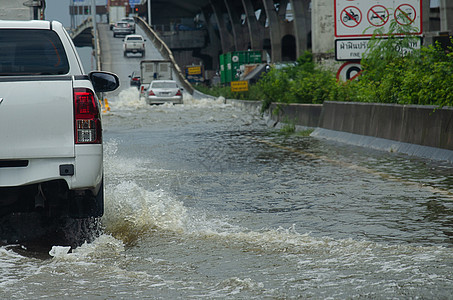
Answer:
[147, 0, 152, 26]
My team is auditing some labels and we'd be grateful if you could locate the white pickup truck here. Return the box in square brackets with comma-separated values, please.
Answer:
[0, 20, 119, 219]
[123, 34, 146, 57]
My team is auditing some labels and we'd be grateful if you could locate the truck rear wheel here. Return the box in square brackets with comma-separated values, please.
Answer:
[68, 180, 104, 218]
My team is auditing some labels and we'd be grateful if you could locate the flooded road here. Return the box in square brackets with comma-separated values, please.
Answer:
[2, 90, 452, 299]
[1, 25, 453, 299]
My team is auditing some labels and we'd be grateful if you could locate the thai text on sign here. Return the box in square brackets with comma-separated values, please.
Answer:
[231, 81, 249, 92]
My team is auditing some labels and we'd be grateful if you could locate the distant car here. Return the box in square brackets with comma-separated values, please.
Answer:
[113, 21, 133, 37]
[123, 34, 145, 57]
[121, 17, 136, 33]
[129, 71, 141, 88]
[146, 80, 183, 105]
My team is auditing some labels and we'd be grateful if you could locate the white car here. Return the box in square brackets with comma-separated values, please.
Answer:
[113, 21, 133, 37]
[0, 20, 119, 219]
[123, 34, 146, 57]
[146, 80, 183, 105]
[120, 17, 136, 33]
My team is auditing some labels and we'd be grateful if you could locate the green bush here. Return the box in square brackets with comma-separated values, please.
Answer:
[194, 24, 453, 109]
[257, 51, 337, 111]
[357, 38, 453, 106]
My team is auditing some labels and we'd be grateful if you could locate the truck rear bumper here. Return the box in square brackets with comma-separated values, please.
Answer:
[0, 145, 103, 192]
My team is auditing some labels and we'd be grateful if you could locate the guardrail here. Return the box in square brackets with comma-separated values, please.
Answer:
[95, 23, 101, 70]
[69, 16, 92, 39]
[134, 16, 194, 95]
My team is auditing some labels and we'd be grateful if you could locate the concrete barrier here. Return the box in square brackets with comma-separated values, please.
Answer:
[319, 102, 453, 151]
[226, 99, 453, 162]
[269, 103, 323, 128]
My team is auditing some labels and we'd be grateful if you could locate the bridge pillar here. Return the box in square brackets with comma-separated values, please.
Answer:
[311, 0, 334, 60]
[224, 0, 249, 50]
[262, 0, 283, 62]
[210, 0, 235, 53]
[199, 6, 222, 71]
[291, 0, 311, 56]
[440, 0, 453, 33]
[242, 0, 266, 50]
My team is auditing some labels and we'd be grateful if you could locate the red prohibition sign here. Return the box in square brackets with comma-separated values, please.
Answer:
[367, 5, 389, 27]
[340, 6, 362, 28]
[395, 4, 416, 25]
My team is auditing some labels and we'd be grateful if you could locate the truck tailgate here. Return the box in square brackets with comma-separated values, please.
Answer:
[0, 78, 75, 159]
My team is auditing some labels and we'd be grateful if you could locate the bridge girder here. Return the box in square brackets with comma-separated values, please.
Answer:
[147, 0, 312, 64]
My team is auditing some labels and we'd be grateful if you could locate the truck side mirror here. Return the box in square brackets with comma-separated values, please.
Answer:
[89, 71, 120, 92]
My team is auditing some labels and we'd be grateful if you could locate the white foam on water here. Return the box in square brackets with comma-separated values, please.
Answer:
[104, 88, 229, 113]
[183, 94, 228, 107]
[48, 246, 71, 257]
[106, 87, 148, 111]
[102, 181, 188, 242]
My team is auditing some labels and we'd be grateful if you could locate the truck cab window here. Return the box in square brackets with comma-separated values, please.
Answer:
[0, 29, 70, 75]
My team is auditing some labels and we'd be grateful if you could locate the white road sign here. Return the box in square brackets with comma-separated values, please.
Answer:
[335, 37, 422, 61]
[335, 0, 422, 38]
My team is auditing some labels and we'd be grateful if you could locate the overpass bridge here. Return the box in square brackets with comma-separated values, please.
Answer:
[71, 0, 453, 83]
[70, 17, 93, 47]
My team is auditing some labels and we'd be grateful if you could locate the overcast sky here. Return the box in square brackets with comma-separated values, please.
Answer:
[45, 0, 108, 28]
[45, 0, 71, 27]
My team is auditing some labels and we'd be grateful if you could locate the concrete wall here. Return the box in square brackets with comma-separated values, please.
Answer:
[319, 102, 453, 150]
[269, 103, 323, 128]
[311, 0, 335, 59]
[226, 99, 453, 162]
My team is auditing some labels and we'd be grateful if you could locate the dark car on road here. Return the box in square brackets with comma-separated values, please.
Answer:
[129, 71, 141, 88]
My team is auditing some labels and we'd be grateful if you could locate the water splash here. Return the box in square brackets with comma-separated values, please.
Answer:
[102, 181, 188, 246]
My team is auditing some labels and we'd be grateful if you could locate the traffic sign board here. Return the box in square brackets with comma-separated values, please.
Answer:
[395, 4, 416, 25]
[231, 81, 249, 92]
[336, 62, 362, 81]
[129, 0, 140, 8]
[335, 0, 422, 38]
[335, 37, 422, 61]
[340, 6, 362, 28]
[367, 5, 390, 27]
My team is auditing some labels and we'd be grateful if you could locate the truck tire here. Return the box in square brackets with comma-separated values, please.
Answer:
[68, 180, 104, 218]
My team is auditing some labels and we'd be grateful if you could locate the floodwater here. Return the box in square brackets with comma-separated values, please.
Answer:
[1, 88, 452, 299]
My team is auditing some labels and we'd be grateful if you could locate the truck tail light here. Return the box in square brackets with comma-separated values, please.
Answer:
[176, 89, 182, 96]
[74, 88, 102, 144]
